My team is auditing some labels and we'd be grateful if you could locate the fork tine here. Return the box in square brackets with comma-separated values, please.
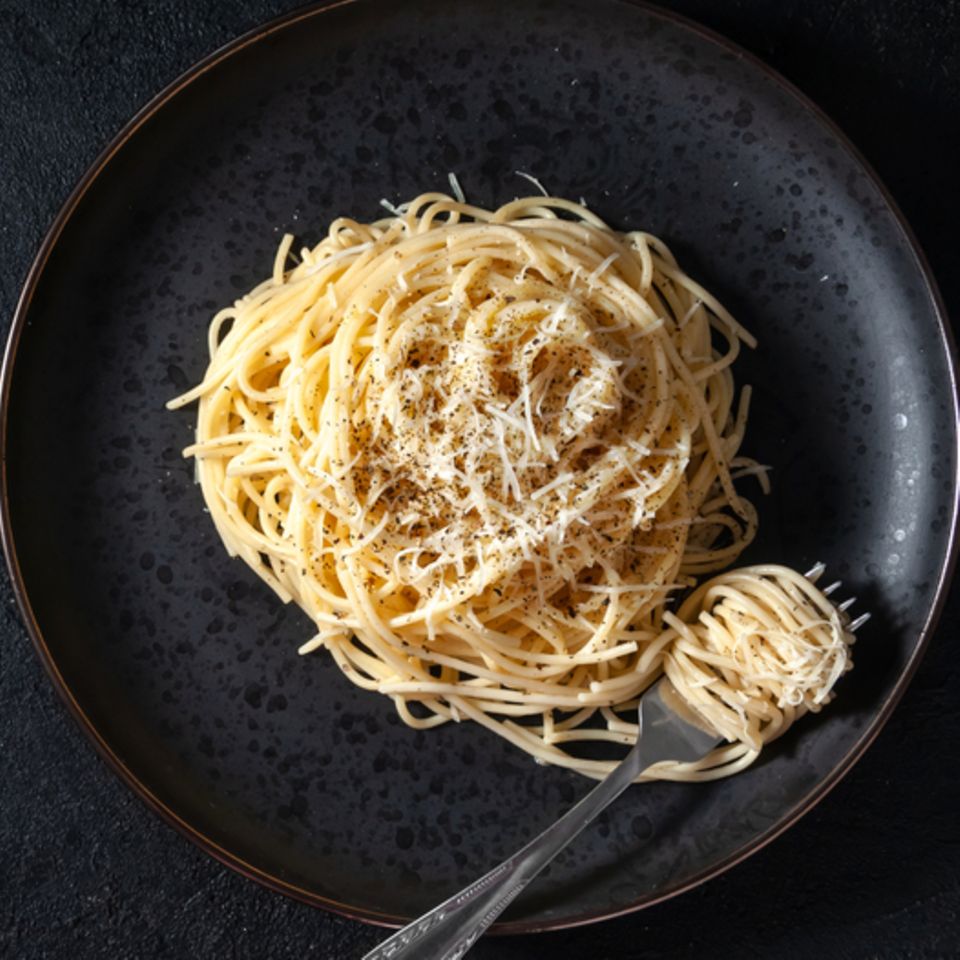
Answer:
[847, 612, 871, 633]
[803, 564, 868, 633]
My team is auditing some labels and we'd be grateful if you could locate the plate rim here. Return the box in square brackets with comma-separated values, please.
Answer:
[2, 0, 958, 934]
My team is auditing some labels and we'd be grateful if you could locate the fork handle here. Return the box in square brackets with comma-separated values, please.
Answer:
[362, 745, 649, 960]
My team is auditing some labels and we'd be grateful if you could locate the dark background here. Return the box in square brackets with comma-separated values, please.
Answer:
[1, 0, 958, 957]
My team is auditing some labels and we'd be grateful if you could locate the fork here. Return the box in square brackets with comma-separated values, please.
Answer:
[362, 565, 868, 960]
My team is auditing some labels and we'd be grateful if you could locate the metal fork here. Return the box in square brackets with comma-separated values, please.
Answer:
[362, 566, 867, 960]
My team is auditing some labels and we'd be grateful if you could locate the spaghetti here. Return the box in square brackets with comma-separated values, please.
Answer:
[169, 192, 852, 781]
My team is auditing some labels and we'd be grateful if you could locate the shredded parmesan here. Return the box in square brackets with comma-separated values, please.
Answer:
[514, 170, 549, 196]
[447, 171, 466, 203]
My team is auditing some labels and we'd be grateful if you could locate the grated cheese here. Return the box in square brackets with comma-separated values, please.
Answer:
[515, 170, 549, 196]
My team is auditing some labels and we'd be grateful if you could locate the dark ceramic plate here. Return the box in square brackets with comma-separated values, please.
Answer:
[2, 0, 957, 933]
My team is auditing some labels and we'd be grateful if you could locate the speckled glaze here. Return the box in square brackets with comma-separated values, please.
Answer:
[2, 0, 956, 933]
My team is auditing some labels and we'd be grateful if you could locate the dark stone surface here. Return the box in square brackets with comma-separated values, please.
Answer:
[1, 0, 958, 957]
